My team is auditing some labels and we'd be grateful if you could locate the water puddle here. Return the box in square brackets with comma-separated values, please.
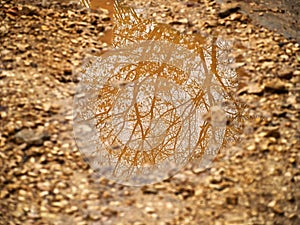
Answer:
[81, 0, 115, 44]
[73, 0, 248, 186]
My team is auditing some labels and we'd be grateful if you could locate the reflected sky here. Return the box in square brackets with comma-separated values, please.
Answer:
[74, 0, 245, 186]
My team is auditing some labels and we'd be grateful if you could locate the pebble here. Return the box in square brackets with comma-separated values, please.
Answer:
[145, 206, 155, 214]
[218, 3, 240, 18]
[14, 128, 50, 146]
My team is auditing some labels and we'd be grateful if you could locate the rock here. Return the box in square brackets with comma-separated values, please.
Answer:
[209, 182, 231, 191]
[101, 207, 118, 217]
[229, 62, 245, 69]
[264, 79, 289, 93]
[277, 68, 293, 79]
[238, 83, 265, 95]
[16, 43, 30, 52]
[268, 200, 284, 214]
[226, 196, 238, 205]
[89, 212, 101, 220]
[248, 83, 265, 94]
[66, 205, 78, 213]
[210, 175, 222, 184]
[229, 13, 242, 21]
[141, 186, 158, 194]
[14, 127, 50, 146]
[185, 1, 198, 7]
[218, 3, 240, 18]
[204, 20, 218, 27]
[0, 25, 8, 36]
[169, 18, 188, 25]
[42, 102, 51, 112]
[145, 206, 155, 214]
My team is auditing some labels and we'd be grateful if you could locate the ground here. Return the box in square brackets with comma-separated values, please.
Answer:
[0, 0, 299, 224]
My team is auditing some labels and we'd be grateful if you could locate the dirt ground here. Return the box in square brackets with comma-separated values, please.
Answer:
[218, 0, 300, 43]
[0, 0, 299, 224]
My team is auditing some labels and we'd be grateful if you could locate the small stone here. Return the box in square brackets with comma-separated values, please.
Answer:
[0, 25, 8, 35]
[204, 20, 218, 27]
[218, 3, 240, 18]
[0, 189, 9, 198]
[0, 111, 7, 118]
[101, 207, 118, 217]
[169, 18, 188, 25]
[40, 191, 49, 197]
[145, 206, 155, 214]
[185, 1, 197, 7]
[52, 200, 68, 208]
[229, 62, 245, 69]
[133, 222, 145, 225]
[247, 83, 265, 94]
[177, 18, 188, 24]
[37, 181, 51, 191]
[229, 13, 242, 21]
[66, 205, 78, 213]
[89, 212, 101, 220]
[19, 189, 27, 196]
[264, 79, 288, 93]
[226, 196, 238, 205]
[14, 128, 50, 146]
[50, 102, 61, 112]
[41, 25, 49, 31]
[280, 54, 289, 61]
[209, 182, 230, 191]
[277, 68, 293, 79]
[210, 175, 222, 184]
[42, 102, 51, 111]
[293, 70, 300, 76]
[268, 200, 283, 214]
[141, 186, 158, 194]
[16, 43, 30, 52]
[247, 143, 256, 151]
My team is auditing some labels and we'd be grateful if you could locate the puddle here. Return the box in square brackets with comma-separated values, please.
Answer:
[73, 1, 248, 186]
[84, 0, 114, 44]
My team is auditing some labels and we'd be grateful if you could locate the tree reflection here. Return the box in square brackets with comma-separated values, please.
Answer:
[74, 0, 245, 185]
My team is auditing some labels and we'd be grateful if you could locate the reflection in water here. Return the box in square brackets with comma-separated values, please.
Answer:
[81, 0, 114, 12]
[80, 0, 115, 44]
[74, 0, 244, 186]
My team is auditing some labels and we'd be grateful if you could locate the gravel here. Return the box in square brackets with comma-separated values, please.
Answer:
[0, 0, 299, 224]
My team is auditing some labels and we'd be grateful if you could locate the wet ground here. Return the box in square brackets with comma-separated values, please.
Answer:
[0, 0, 300, 224]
